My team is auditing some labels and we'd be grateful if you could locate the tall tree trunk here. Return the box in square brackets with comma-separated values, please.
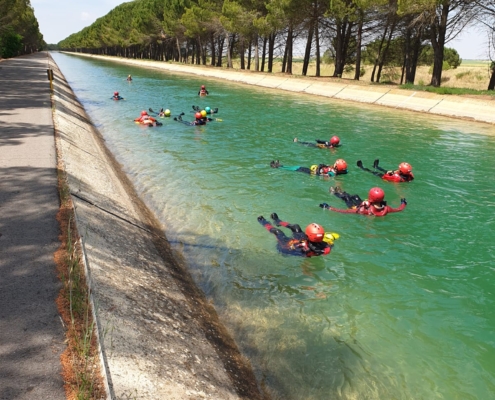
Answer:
[216, 36, 224, 67]
[211, 33, 216, 66]
[302, 20, 314, 76]
[227, 33, 235, 68]
[371, 20, 389, 82]
[254, 34, 259, 71]
[268, 33, 275, 73]
[247, 39, 252, 70]
[261, 36, 267, 72]
[282, 34, 288, 73]
[430, 2, 449, 87]
[376, 20, 396, 83]
[488, 66, 495, 90]
[354, 12, 363, 80]
[286, 26, 293, 74]
[314, 15, 320, 77]
[333, 18, 352, 77]
[410, 33, 421, 83]
[240, 37, 245, 69]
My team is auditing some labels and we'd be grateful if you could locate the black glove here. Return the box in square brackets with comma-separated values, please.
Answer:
[400, 198, 407, 205]
[319, 203, 330, 209]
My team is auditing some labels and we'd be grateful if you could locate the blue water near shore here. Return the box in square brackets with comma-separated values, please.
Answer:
[52, 52, 495, 399]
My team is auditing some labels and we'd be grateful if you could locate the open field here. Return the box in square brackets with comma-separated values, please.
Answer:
[230, 59, 493, 91]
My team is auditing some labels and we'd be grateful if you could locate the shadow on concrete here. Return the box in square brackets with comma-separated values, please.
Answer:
[0, 166, 65, 400]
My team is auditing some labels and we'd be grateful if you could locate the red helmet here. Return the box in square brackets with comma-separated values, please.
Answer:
[334, 159, 347, 172]
[305, 223, 325, 242]
[141, 110, 148, 116]
[201, 85, 205, 89]
[195, 112, 202, 119]
[368, 187, 385, 203]
[114, 91, 119, 96]
[330, 136, 340, 146]
[399, 162, 412, 175]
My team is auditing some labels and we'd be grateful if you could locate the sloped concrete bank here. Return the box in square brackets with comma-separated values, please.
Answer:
[49, 55, 263, 399]
[63, 52, 495, 125]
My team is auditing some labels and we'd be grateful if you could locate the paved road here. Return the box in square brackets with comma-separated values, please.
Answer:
[0, 52, 65, 399]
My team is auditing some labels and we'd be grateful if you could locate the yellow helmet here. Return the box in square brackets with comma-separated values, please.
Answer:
[323, 232, 340, 244]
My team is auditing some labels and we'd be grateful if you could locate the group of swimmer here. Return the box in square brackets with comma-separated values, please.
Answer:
[260, 134, 414, 257]
[112, 81, 216, 127]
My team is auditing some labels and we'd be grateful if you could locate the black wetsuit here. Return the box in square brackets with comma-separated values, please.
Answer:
[258, 214, 331, 257]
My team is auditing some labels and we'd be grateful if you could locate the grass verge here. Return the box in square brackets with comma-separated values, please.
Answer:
[399, 82, 495, 97]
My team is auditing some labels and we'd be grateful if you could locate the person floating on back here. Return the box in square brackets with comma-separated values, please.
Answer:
[198, 85, 209, 96]
[357, 159, 414, 183]
[192, 105, 218, 114]
[257, 213, 338, 257]
[112, 91, 124, 100]
[158, 108, 171, 117]
[320, 186, 407, 216]
[270, 158, 348, 177]
[293, 135, 341, 149]
[134, 110, 158, 126]
[176, 112, 207, 126]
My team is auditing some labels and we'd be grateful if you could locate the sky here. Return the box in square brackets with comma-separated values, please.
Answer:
[31, 0, 490, 60]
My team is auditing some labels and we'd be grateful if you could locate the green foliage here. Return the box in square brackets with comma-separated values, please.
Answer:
[0, 0, 44, 56]
[428, 60, 451, 74]
[380, 67, 401, 84]
[363, 39, 462, 70]
[322, 49, 333, 64]
[444, 48, 461, 68]
[420, 46, 461, 68]
[0, 27, 23, 58]
[362, 37, 407, 67]
[59, 0, 171, 48]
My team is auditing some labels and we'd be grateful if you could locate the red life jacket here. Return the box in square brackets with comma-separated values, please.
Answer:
[382, 171, 414, 182]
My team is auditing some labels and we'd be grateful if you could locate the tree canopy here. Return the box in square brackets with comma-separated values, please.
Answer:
[57, 0, 495, 89]
[0, 0, 44, 57]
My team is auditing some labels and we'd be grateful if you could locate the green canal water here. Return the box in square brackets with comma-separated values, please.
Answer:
[52, 52, 495, 400]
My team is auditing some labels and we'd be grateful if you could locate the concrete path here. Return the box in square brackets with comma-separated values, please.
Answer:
[0, 53, 65, 399]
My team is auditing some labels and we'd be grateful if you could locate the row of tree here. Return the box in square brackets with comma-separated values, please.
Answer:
[0, 0, 44, 58]
[58, 0, 495, 89]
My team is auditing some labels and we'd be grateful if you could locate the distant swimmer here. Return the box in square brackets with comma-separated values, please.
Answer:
[293, 135, 341, 149]
[320, 186, 407, 216]
[127, 75, 132, 81]
[198, 85, 209, 96]
[111, 91, 124, 100]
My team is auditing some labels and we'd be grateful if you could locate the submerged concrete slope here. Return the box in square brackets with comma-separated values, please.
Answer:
[49, 56, 261, 399]
[0, 53, 65, 400]
[63, 52, 495, 125]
